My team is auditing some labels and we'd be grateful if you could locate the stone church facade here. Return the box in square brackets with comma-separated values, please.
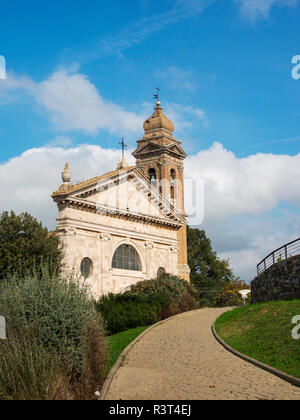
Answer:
[52, 100, 190, 298]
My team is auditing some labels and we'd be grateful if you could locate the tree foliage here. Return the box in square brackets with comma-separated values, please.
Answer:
[218, 277, 251, 306]
[187, 226, 235, 291]
[0, 211, 62, 279]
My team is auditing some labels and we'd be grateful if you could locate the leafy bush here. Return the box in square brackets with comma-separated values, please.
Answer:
[96, 292, 169, 334]
[0, 211, 62, 280]
[129, 273, 198, 301]
[0, 267, 107, 400]
[97, 274, 199, 334]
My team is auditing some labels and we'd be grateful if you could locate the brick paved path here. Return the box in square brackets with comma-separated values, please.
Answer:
[105, 308, 300, 400]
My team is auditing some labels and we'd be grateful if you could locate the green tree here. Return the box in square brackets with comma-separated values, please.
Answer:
[187, 226, 234, 292]
[0, 211, 62, 279]
[218, 277, 251, 306]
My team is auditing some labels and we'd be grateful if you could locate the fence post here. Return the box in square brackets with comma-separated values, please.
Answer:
[285, 246, 288, 260]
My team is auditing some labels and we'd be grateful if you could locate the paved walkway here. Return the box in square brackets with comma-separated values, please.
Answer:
[105, 308, 300, 400]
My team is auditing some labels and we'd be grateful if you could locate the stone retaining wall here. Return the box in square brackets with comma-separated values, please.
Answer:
[251, 255, 300, 303]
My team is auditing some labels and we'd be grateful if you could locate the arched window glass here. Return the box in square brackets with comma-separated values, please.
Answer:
[112, 244, 142, 271]
[80, 258, 93, 279]
[157, 267, 166, 279]
[149, 168, 156, 187]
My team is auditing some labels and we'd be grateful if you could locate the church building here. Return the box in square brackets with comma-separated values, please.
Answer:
[52, 100, 190, 297]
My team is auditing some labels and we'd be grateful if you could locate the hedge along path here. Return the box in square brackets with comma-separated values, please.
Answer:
[104, 308, 300, 400]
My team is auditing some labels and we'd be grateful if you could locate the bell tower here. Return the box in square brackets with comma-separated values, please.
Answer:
[132, 100, 190, 281]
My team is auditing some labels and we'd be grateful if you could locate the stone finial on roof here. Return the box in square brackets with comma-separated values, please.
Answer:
[117, 157, 129, 170]
[59, 163, 71, 191]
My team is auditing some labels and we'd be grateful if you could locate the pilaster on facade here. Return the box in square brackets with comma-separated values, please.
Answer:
[170, 245, 180, 253]
[145, 241, 154, 278]
[99, 233, 112, 243]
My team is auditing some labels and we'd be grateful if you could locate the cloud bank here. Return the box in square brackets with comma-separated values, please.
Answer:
[0, 69, 208, 137]
[0, 70, 144, 136]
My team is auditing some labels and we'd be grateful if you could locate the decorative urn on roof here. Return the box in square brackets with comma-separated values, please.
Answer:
[59, 163, 71, 191]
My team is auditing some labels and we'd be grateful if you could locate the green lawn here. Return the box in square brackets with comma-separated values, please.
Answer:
[215, 300, 300, 378]
[105, 326, 149, 373]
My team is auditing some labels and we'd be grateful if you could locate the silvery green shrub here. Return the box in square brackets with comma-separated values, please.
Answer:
[0, 266, 107, 399]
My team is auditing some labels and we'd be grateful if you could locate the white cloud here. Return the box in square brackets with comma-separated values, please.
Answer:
[235, 0, 298, 20]
[0, 144, 134, 228]
[156, 67, 197, 93]
[202, 212, 300, 281]
[34, 71, 144, 135]
[0, 142, 300, 282]
[165, 103, 209, 130]
[185, 142, 300, 222]
[0, 70, 209, 139]
[0, 70, 145, 136]
[46, 136, 73, 148]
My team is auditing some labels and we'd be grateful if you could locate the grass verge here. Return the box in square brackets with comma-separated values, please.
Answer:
[105, 326, 149, 374]
[215, 300, 300, 378]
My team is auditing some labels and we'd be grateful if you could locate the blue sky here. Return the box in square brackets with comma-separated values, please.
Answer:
[0, 0, 300, 281]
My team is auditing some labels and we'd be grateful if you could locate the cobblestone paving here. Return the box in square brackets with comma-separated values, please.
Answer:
[105, 308, 300, 400]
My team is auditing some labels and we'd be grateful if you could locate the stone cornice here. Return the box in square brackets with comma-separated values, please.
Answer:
[57, 217, 179, 246]
[58, 197, 184, 228]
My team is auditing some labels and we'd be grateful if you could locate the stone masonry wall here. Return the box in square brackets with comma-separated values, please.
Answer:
[251, 255, 300, 303]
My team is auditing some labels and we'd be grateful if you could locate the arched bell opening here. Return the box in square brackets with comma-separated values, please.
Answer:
[149, 168, 157, 187]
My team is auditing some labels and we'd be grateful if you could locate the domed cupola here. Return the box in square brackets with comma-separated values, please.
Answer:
[143, 101, 174, 135]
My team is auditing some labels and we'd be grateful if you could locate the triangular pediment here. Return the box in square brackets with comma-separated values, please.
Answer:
[165, 143, 187, 157]
[133, 141, 166, 156]
[133, 141, 186, 158]
[57, 168, 185, 227]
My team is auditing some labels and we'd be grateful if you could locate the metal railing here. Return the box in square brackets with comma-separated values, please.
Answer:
[257, 237, 300, 276]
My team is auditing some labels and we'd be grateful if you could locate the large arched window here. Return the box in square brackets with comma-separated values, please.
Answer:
[112, 244, 142, 271]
